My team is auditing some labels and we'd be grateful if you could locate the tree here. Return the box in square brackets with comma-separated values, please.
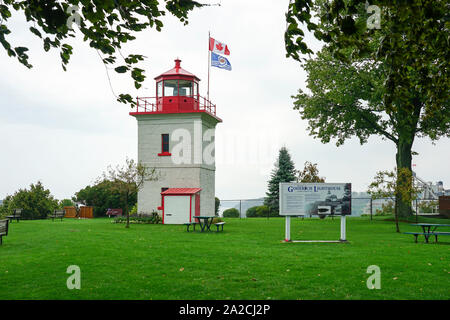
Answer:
[368, 168, 421, 232]
[73, 180, 130, 217]
[375, 201, 395, 216]
[296, 161, 325, 183]
[0, 181, 59, 219]
[98, 158, 159, 228]
[0, 195, 13, 219]
[0, 0, 202, 105]
[285, 1, 449, 217]
[222, 208, 239, 218]
[59, 199, 74, 208]
[264, 147, 297, 214]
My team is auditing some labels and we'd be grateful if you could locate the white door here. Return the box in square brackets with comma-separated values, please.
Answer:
[164, 196, 191, 224]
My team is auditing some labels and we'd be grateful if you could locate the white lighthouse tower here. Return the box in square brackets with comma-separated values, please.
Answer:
[130, 59, 222, 224]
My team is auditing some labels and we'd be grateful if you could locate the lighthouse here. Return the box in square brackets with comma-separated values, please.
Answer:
[130, 59, 222, 224]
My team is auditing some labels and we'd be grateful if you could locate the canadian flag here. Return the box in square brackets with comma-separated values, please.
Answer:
[209, 37, 230, 56]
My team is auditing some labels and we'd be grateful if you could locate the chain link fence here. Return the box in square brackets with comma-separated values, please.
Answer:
[218, 197, 442, 219]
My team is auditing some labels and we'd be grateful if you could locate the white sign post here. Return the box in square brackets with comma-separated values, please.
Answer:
[340, 214, 346, 241]
[279, 182, 351, 243]
[285, 216, 291, 241]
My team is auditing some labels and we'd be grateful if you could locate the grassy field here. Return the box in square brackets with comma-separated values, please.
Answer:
[0, 216, 448, 300]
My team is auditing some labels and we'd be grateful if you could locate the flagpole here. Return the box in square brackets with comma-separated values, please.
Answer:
[207, 30, 211, 102]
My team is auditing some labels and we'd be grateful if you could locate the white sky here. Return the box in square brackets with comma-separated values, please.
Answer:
[0, 0, 449, 201]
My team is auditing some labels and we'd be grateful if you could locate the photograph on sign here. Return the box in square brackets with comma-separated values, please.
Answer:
[279, 183, 352, 216]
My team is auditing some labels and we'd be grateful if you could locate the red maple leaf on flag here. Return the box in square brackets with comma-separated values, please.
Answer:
[216, 43, 223, 51]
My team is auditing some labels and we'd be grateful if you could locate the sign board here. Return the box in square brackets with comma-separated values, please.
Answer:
[279, 183, 352, 216]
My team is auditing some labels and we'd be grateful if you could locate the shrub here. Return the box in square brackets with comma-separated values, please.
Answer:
[246, 205, 272, 217]
[246, 206, 258, 217]
[375, 201, 395, 216]
[113, 211, 161, 224]
[256, 205, 271, 217]
[212, 217, 224, 224]
[129, 203, 138, 216]
[223, 208, 240, 218]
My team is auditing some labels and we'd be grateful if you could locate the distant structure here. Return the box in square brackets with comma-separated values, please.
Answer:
[413, 172, 450, 199]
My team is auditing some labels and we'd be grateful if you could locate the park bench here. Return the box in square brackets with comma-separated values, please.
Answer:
[431, 232, 450, 243]
[0, 219, 9, 245]
[184, 222, 198, 232]
[49, 210, 65, 221]
[7, 208, 22, 223]
[403, 232, 433, 243]
[106, 208, 123, 218]
[213, 222, 226, 232]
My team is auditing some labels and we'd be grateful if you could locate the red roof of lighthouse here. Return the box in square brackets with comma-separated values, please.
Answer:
[154, 59, 200, 81]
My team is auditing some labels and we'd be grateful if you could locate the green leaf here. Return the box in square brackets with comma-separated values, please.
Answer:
[114, 65, 128, 73]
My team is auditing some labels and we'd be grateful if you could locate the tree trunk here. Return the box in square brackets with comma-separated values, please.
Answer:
[394, 197, 400, 233]
[125, 193, 130, 229]
[395, 135, 413, 218]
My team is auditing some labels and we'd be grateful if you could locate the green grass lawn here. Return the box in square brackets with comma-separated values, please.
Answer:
[0, 216, 448, 300]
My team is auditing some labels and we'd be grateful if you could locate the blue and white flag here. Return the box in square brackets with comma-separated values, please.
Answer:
[211, 52, 232, 71]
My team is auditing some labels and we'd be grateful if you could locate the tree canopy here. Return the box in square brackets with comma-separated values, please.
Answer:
[0, 0, 202, 105]
[73, 180, 129, 217]
[296, 161, 325, 183]
[98, 158, 159, 228]
[0, 181, 59, 219]
[285, 0, 449, 216]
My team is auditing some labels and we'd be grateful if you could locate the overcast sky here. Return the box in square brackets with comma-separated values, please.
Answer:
[0, 0, 449, 201]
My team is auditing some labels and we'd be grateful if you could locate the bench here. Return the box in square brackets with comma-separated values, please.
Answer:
[403, 232, 433, 243]
[49, 210, 65, 221]
[184, 222, 198, 232]
[0, 219, 9, 245]
[431, 232, 450, 243]
[6, 208, 22, 223]
[106, 208, 123, 218]
[213, 222, 226, 232]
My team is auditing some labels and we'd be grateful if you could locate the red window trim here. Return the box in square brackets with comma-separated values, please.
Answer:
[158, 152, 172, 156]
[160, 134, 170, 156]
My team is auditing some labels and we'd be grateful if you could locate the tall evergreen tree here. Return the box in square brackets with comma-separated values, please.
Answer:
[264, 147, 297, 214]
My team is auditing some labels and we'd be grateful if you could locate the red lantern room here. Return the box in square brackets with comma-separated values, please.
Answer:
[130, 59, 221, 122]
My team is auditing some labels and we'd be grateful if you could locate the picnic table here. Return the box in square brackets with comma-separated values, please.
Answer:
[405, 223, 450, 243]
[195, 216, 215, 232]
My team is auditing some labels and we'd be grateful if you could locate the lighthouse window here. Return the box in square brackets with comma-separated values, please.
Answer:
[178, 80, 193, 96]
[161, 134, 169, 153]
[193, 82, 198, 97]
[164, 80, 178, 96]
[157, 81, 163, 97]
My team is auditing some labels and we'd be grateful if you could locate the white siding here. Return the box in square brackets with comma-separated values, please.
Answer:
[132, 112, 219, 217]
